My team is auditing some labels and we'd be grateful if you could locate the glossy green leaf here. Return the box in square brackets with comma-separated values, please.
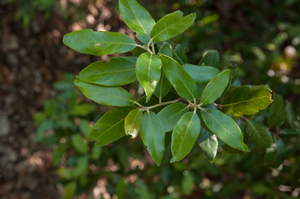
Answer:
[89, 107, 135, 146]
[75, 79, 135, 106]
[153, 73, 172, 99]
[63, 182, 77, 199]
[119, 0, 155, 44]
[158, 103, 189, 132]
[74, 156, 89, 177]
[71, 104, 95, 116]
[285, 101, 300, 129]
[141, 111, 165, 166]
[201, 109, 250, 152]
[57, 167, 73, 180]
[267, 93, 285, 129]
[136, 53, 161, 102]
[174, 44, 188, 64]
[182, 64, 220, 84]
[71, 134, 88, 154]
[158, 43, 173, 57]
[221, 85, 273, 116]
[181, 172, 194, 196]
[160, 54, 197, 100]
[245, 119, 272, 148]
[197, 128, 218, 163]
[200, 69, 230, 105]
[77, 56, 137, 86]
[198, 50, 220, 68]
[171, 111, 201, 162]
[63, 29, 136, 56]
[150, 11, 196, 42]
[125, 109, 143, 138]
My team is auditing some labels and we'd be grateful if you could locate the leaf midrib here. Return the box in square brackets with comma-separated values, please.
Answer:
[222, 96, 270, 107]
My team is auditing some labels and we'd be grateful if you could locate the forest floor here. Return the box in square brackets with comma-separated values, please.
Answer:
[0, 0, 126, 198]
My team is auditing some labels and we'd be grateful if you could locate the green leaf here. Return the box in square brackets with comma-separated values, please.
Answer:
[74, 156, 89, 178]
[125, 109, 143, 138]
[77, 56, 137, 86]
[174, 44, 188, 64]
[63, 29, 136, 56]
[198, 50, 220, 68]
[141, 111, 165, 166]
[71, 104, 95, 116]
[150, 11, 196, 42]
[182, 64, 220, 84]
[201, 109, 250, 152]
[264, 138, 287, 167]
[171, 111, 201, 163]
[160, 54, 197, 100]
[158, 43, 173, 57]
[63, 182, 77, 199]
[279, 129, 300, 138]
[79, 119, 92, 137]
[71, 134, 88, 154]
[197, 128, 218, 163]
[200, 69, 230, 105]
[89, 107, 135, 146]
[90, 146, 102, 160]
[245, 119, 272, 148]
[153, 73, 172, 99]
[285, 101, 300, 129]
[57, 167, 73, 180]
[136, 53, 161, 102]
[181, 172, 194, 196]
[75, 79, 135, 106]
[131, 45, 147, 57]
[221, 85, 273, 116]
[119, 0, 155, 44]
[53, 143, 65, 166]
[158, 103, 189, 132]
[267, 93, 285, 129]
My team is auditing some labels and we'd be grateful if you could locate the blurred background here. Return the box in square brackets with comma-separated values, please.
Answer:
[0, 0, 300, 198]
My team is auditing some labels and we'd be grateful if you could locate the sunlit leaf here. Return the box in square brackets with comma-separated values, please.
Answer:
[221, 85, 272, 116]
[77, 56, 137, 86]
[197, 128, 218, 163]
[151, 11, 196, 42]
[63, 29, 136, 56]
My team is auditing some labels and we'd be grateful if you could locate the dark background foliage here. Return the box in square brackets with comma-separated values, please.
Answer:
[0, 0, 299, 198]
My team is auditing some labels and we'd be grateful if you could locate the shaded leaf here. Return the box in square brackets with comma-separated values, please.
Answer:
[201, 109, 250, 152]
[158, 103, 189, 132]
[153, 73, 172, 99]
[181, 172, 194, 196]
[71, 134, 88, 154]
[119, 0, 155, 44]
[63, 182, 77, 199]
[158, 43, 173, 57]
[264, 138, 287, 167]
[245, 119, 272, 148]
[89, 107, 135, 146]
[57, 167, 73, 180]
[174, 44, 188, 64]
[267, 93, 285, 129]
[53, 143, 65, 166]
[63, 29, 136, 56]
[285, 101, 300, 129]
[221, 85, 272, 116]
[171, 112, 201, 162]
[182, 64, 220, 84]
[136, 53, 161, 102]
[79, 119, 92, 137]
[74, 156, 89, 177]
[197, 128, 218, 163]
[75, 79, 135, 106]
[77, 56, 137, 86]
[141, 111, 165, 166]
[71, 104, 95, 116]
[160, 54, 197, 100]
[198, 50, 220, 68]
[279, 129, 300, 138]
[200, 69, 230, 105]
[125, 109, 143, 138]
[151, 11, 196, 42]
